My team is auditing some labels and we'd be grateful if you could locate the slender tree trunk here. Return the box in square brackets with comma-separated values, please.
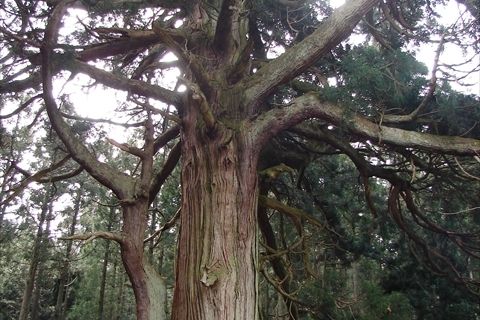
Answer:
[98, 240, 111, 320]
[0, 165, 11, 232]
[31, 195, 53, 320]
[112, 270, 126, 320]
[107, 258, 118, 320]
[18, 190, 51, 320]
[0, 198, 5, 232]
[99, 206, 115, 320]
[147, 206, 157, 262]
[120, 201, 166, 320]
[55, 188, 81, 320]
[171, 103, 259, 319]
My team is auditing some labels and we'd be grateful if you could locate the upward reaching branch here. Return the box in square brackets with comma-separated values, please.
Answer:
[41, 0, 135, 199]
[213, 0, 246, 57]
[243, 0, 379, 110]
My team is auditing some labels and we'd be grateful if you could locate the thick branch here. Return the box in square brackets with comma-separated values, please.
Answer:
[77, 31, 160, 62]
[68, 59, 182, 107]
[252, 93, 480, 156]
[60, 231, 123, 244]
[153, 124, 181, 154]
[213, 0, 245, 56]
[243, 0, 379, 109]
[41, 0, 135, 199]
[149, 141, 181, 203]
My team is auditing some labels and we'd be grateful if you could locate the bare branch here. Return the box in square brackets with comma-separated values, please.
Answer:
[454, 157, 480, 181]
[382, 35, 445, 123]
[144, 207, 181, 244]
[60, 231, 123, 244]
[14, 163, 84, 183]
[106, 138, 146, 158]
[68, 59, 183, 107]
[1, 155, 72, 206]
[131, 99, 181, 124]
[149, 141, 181, 203]
[441, 206, 480, 216]
[258, 195, 325, 230]
[60, 112, 146, 128]
[0, 95, 42, 119]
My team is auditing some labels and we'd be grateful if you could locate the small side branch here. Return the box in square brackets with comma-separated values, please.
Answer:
[258, 195, 325, 230]
[60, 112, 145, 128]
[2, 156, 73, 206]
[0, 94, 42, 119]
[106, 138, 146, 158]
[144, 208, 181, 245]
[454, 157, 480, 181]
[382, 35, 445, 123]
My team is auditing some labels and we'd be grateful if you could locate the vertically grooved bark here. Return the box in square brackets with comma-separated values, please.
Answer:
[172, 105, 259, 319]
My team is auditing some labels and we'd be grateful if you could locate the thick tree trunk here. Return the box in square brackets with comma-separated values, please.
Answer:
[120, 202, 167, 320]
[171, 104, 259, 319]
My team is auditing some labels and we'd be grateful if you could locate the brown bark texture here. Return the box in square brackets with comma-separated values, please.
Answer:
[171, 101, 259, 319]
[121, 202, 167, 320]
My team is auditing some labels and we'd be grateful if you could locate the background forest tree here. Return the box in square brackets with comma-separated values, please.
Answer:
[0, 0, 479, 319]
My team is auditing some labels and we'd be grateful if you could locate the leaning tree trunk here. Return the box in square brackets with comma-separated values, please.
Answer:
[171, 101, 259, 319]
[120, 201, 167, 320]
